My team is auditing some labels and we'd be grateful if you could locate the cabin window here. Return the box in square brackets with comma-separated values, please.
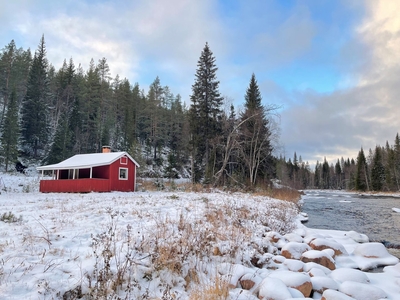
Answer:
[120, 157, 128, 165]
[119, 168, 128, 180]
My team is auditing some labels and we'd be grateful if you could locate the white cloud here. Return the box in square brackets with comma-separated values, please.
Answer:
[280, 0, 400, 164]
[1, 0, 226, 98]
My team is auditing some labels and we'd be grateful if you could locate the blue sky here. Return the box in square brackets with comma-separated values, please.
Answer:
[1, 0, 400, 166]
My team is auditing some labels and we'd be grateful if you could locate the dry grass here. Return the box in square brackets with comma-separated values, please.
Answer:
[255, 186, 302, 204]
[136, 178, 217, 193]
[189, 276, 230, 300]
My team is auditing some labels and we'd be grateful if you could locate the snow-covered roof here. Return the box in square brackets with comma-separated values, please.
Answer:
[36, 152, 140, 171]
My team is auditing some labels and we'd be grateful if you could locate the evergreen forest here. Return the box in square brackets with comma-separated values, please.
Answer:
[0, 37, 278, 188]
[1, 36, 399, 192]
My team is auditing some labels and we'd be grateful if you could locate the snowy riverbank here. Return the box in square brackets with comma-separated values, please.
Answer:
[0, 173, 399, 299]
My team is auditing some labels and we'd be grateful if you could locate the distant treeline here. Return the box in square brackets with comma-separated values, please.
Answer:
[275, 133, 400, 192]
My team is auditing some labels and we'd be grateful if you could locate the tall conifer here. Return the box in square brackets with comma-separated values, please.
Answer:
[20, 35, 50, 157]
[239, 73, 273, 186]
[189, 43, 223, 183]
[0, 88, 19, 171]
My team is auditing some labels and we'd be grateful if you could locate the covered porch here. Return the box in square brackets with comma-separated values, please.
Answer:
[38, 165, 110, 193]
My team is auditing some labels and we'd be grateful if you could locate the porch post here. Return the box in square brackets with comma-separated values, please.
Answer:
[90, 167, 92, 179]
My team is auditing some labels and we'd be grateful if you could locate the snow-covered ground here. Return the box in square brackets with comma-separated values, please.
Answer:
[0, 172, 400, 299]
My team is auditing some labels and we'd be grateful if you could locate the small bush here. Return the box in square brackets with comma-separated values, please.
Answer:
[1, 211, 22, 223]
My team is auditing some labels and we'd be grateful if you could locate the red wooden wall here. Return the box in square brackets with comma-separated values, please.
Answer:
[40, 178, 110, 193]
[109, 156, 136, 192]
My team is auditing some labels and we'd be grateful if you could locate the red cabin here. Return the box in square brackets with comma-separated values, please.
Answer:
[37, 150, 140, 193]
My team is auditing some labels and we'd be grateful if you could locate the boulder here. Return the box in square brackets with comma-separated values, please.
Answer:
[301, 250, 336, 270]
[272, 255, 286, 264]
[344, 230, 369, 243]
[309, 238, 348, 256]
[284, 259, 304, 272]
[303, 262, 332, 275]
[268, 270, 312, 297]
[329, 268, 369, 284]
[284, 232, 304, 243]
[339, 281, 387, 300]
[281, 242, 311, 259]
[308, 267, 327, 277]
[258, 277, 292, 300]
[239, 273, 262, 291]
[353, 242, 393, 258]
[352, 242, 399, 270]
[311, 276, 339, 294]
[267, 231, 288, 249]
[321, 289, 356, 300]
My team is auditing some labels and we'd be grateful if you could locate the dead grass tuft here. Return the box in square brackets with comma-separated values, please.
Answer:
[189, 276, 230, 300]
[255, 186, 302, 204]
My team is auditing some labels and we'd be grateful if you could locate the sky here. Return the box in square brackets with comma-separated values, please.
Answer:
[1, 0, 400, 166]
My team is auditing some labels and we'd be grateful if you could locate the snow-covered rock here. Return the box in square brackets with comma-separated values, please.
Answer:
[311, 276, 339, 294]
[303, 262, 332, 275]
[281, 242, 311, 259]
[284, 232, 304, 243]
[309, 238, 348, 256]
[338, 281, 387, 300]
[308, 267, 327, 277]
[321, 289, 356, 300]
[267, 231, 288, 249]
[329, 268, 369, 284]
[258, 277, 292, 300]
[239, 272, 263, 291]
[344, 230, 369, 243]
[351, 242, 399, 270]
[268, 270, 312, 297]
[301, 250, 336, 270]
[283, 259, 305, 272]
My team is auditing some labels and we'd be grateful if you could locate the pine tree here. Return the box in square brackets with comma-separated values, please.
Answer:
[189, 42, 223, 183]
[20, 35, 50, 157]
[238, 73, 273, 186]
[0, 88, 19, 171]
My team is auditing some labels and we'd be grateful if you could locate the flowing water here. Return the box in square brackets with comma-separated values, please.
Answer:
[301, 190, 400, 248]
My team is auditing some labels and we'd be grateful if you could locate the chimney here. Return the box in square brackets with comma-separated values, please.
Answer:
[102, 146, 111, 153]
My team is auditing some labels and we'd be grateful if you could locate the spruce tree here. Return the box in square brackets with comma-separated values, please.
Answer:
[355, 148, 369, 191]
[81, 58, 101, 153]
[335, 159, 342, 189]
[20, 35, 50, 157]
[189, 42, 223, 183]
[46, 114, 72, 164]
[371, 146, 385, 191]
[239, 73, 272, 186]
[0, 40, 17, 124]
[0, 88, 19, 171]
[322, 158, 330, 189]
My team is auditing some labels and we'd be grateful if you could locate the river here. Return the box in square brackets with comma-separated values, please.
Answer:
[301, 190, 400, 248]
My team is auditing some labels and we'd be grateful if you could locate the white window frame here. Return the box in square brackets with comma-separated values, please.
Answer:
[120, 157, 128, 165]
[119, 167, 128, 180]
